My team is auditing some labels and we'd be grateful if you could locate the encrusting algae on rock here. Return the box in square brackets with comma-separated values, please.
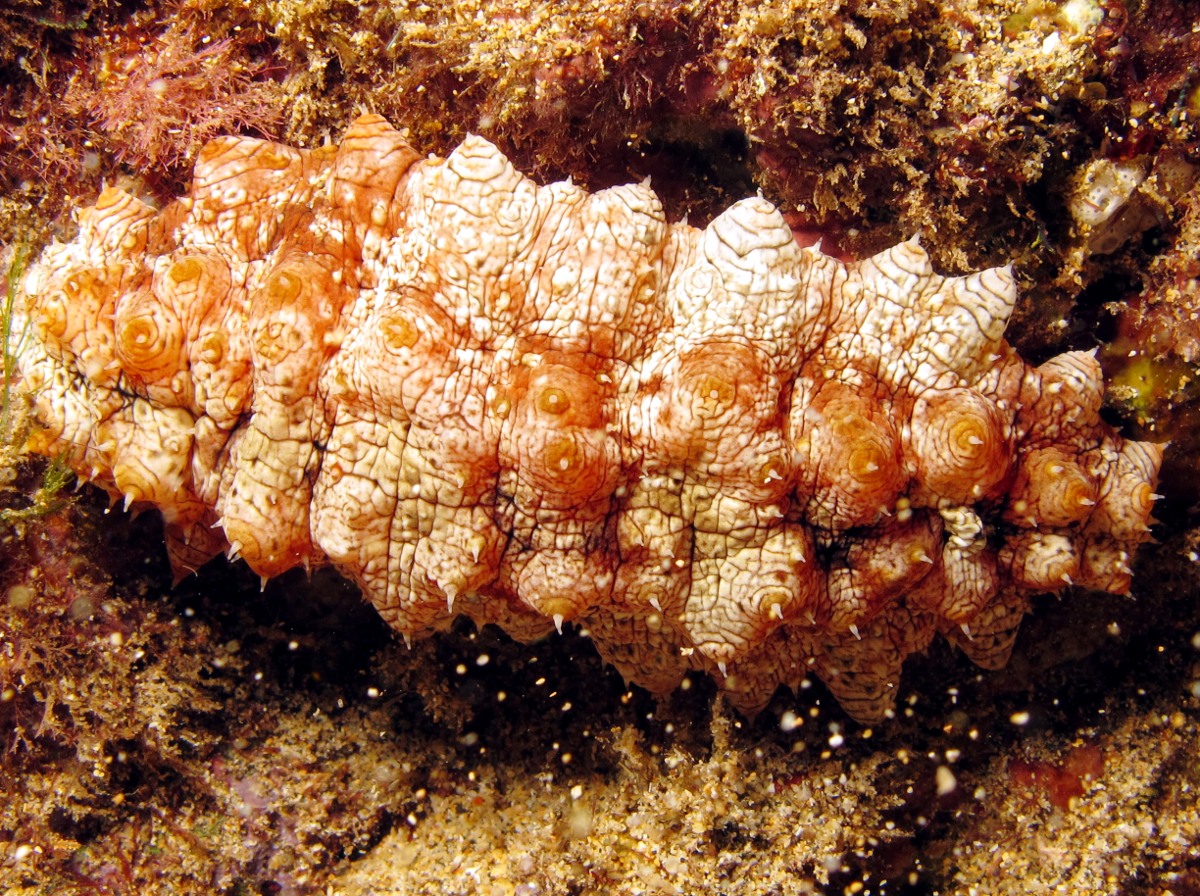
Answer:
[12, 114, 1163, 723]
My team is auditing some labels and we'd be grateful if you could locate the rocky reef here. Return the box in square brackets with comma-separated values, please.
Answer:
[1, 0, 1198, 894]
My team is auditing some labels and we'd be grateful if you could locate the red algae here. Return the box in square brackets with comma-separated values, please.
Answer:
[1010, 742, 1106, 811]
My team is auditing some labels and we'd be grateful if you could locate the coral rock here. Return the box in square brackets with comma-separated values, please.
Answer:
[13, 115, 1164, 722]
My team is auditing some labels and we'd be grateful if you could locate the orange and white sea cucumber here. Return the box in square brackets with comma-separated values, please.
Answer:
[13, 114, 1163, 722]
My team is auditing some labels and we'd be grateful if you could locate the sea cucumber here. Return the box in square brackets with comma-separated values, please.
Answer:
[13, 114, 1162, 722]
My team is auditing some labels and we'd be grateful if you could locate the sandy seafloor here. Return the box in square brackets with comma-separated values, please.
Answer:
[1, 0, 1200, 893]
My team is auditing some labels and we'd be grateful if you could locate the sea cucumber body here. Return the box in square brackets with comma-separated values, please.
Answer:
[16, 115, 1162, 721]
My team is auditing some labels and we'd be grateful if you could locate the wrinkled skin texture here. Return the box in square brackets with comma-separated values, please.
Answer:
[15, 115, 1163, 722]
